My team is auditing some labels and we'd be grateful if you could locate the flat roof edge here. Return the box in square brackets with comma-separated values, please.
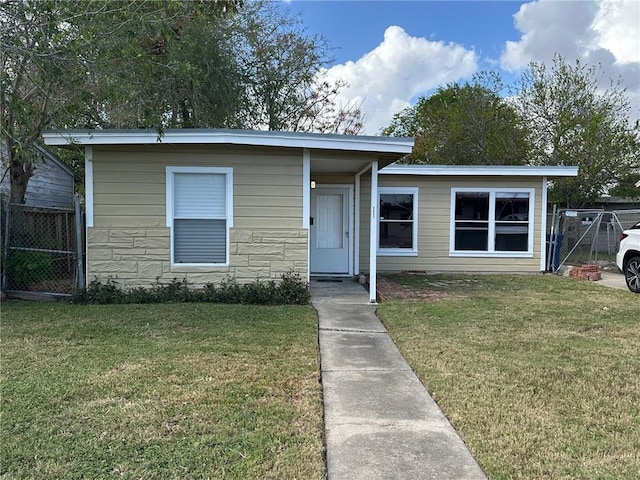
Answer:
[380, 165, 579, 177]
[42, 129, 413, 154]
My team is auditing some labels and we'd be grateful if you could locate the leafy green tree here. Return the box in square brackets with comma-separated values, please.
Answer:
[1, 0, 241, 203]
[232, 0, 363, 134]
[2, 0, 360, 204]
[383, 72, 530, 165]
[2, 0, 83, 203]
[608, 173, 640, 199]
[77, 0, 243, 129]
[515, 55, 640, 207]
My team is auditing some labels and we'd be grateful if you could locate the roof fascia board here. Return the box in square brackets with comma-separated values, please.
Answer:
[42, 129, 413, 154]
[380, 165, 579, 177]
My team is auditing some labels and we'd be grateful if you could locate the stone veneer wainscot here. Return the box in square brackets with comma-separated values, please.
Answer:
[87, 227, 308, 288]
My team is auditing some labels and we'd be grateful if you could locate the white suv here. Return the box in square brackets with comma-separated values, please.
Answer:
[616, 221, 640, 293]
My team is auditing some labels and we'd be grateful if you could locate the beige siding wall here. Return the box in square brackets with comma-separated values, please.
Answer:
[92, 145, 303, 228]
[88, 145, 307, 287]
[312, 173, 355, 185]
[360, 175, 545, 273]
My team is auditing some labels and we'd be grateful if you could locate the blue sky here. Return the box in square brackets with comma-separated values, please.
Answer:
[285, 0, 640, 134]
[291, 1, 521, 65]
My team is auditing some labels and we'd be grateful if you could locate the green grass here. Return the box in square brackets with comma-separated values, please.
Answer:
[378, 274, 640, 480]
[1, 302, 325, 479]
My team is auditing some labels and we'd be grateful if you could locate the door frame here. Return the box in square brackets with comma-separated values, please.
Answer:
[309, 184, 354, 276]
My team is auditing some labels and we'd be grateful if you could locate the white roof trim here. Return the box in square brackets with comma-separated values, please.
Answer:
[42, 129, 414, 154]
[380, 164, 578, 177]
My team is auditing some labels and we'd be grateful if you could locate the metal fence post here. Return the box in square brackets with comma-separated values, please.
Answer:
[74, 197, 84, 291]
[1, 201, 10, 293]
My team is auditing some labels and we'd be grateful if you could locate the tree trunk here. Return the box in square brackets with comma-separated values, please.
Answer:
[9, 159, 34, 204]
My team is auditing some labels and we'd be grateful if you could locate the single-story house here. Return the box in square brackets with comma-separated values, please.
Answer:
[43, 129, 577, 303]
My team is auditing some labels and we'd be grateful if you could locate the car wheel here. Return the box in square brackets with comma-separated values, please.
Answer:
[624, 256, 640, 293]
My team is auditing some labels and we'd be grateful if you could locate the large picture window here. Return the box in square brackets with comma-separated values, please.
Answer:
[451, 188, 533, 256]
[378, 187, 418, 255]
[166, 167, 233, 265]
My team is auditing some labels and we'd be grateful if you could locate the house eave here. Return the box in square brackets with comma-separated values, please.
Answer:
[380, 164, 579, 177]
[42, 128, 414, 155]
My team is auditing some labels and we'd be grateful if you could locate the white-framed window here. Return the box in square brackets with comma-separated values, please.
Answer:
[378, 187, 418, 256]
[450, 187, 534, 257]
[166, 166, 233, 266]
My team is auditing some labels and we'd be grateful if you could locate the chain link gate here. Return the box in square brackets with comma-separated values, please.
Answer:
[547, 207, 640, 272]
[547, 208, 604, 272]
[1, 198, 84, 298]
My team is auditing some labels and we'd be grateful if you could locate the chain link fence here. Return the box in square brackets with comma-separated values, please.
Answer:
[547, 207, 640, 272]
[607, 210, 640, 254]
[1, 199, 84, 297]
[547, 208, 603, 271]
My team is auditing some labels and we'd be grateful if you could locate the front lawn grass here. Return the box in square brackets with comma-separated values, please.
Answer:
[1, 302, 324, 479]
[378, 274, 640, 480]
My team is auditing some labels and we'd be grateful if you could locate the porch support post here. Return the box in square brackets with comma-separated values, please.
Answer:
[85, 146, 94, 284]
[355, 174, 360, 275]
[368, 160, 378, 303]
[85, 147, 94, 228]
[302, 149, 311, 281]
[540, 176, 548, 272]
[354, 163, 372, 276]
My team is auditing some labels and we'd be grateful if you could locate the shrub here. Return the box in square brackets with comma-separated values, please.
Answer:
[5, 250, 53, 286]
[149, 278, 193, 303]
[277, 271, 312, 304]
[74, 278, 124, 304]
[72, 271, 310, 305]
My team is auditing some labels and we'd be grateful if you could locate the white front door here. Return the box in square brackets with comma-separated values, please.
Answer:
[310, 187, 351, 275]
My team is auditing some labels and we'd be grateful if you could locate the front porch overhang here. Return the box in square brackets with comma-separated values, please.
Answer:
[306, 149, 412, 304]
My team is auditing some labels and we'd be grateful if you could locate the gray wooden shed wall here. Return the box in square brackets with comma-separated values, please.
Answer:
[1, 145, 75, 208]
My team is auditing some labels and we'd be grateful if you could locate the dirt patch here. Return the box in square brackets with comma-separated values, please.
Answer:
[376, 276, 451, 302]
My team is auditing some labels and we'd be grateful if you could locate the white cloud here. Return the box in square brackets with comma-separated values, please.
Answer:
[321, 26, 477, 134]
[593, 0, 640, 64]
[501, 1, 600, 71]
[501, 0, 640, 118]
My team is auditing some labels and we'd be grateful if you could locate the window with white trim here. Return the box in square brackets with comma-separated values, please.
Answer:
[378, 187, 418, 255]
[166, 167, 233, 265]
[451, 188, 533, 255]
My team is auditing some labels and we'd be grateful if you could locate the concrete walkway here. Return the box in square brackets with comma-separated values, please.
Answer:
[311, 279, 487, 480]
[595, 271, 629, 291]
